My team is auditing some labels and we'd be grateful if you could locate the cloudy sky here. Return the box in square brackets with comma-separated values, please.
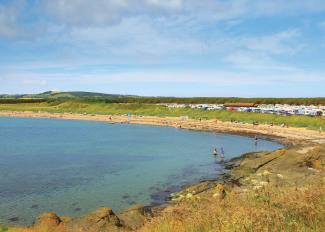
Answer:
[1, 0, 325, 97]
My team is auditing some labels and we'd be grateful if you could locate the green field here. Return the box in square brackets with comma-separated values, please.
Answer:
[1, 101, 325, 130]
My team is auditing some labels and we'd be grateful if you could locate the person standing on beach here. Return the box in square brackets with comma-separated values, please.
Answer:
[320, 126, 323, 134]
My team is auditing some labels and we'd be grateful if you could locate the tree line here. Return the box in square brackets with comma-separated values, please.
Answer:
[1, 96, 325, 105]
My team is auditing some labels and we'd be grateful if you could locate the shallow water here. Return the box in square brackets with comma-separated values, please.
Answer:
[0, 117, 283, 225]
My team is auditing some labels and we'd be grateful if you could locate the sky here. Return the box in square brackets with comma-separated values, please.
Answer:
[1, 0, 325, 97]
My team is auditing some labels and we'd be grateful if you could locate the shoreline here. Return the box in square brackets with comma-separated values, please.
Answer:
[1, 110, 325, 145]
[1, 110, 325, 231]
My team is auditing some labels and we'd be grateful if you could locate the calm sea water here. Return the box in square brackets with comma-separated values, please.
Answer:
[0, 117, 283, 225]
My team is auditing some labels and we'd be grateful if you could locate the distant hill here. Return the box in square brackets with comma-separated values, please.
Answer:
[0, 91, 135, 99]
[1, 91, 325, 105]
[35, 91, 134, 99]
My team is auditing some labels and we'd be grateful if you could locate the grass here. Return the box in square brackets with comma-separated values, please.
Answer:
[1, 101, 325, 130]
[140, 183, 325, 232]
[0, 226, 8, 232]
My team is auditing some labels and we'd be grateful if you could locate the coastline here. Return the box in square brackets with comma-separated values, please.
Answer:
[1, 110, 325, 231]
[1, 110, 325, 145]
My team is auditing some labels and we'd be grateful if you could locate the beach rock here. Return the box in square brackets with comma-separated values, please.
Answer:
[34, 212, 62, 228]
[212, 184, 226, 200]
[32, 212, 65, 232]
[65, 207, 122, 232]
[118, 204, 152, 230]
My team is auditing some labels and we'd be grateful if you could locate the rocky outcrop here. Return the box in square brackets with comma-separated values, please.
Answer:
[225, 145, 325, 193]
[168, 144, 325, 205]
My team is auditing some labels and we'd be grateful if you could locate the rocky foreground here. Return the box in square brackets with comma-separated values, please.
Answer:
[2, 142, 324, 232]
[140, 144, 325, 232]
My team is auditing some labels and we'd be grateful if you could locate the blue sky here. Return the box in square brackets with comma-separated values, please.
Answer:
[1, 0, 325, 97]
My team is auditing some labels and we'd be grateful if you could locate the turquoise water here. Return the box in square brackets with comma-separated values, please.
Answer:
[0, 117, 283, 225]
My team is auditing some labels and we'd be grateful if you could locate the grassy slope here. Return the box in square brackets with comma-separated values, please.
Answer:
[140, 184, 325, 232]
[1, 101, 325, 130]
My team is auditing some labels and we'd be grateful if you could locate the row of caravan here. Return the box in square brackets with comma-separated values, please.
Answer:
[165, 103, 325, 117]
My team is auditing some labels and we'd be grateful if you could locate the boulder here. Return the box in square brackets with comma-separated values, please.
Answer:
[65, 207, 122, 232]
[34, 212, 62, 227]
[118, 204, 151, 230]
[32, 212, 63, 231]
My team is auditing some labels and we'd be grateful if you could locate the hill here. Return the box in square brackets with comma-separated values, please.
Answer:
[1, 91, 325, 105]
[0, 91, 133, 99]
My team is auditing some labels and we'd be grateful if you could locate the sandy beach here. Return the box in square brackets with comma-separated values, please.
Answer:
[1, 110, 324, 145]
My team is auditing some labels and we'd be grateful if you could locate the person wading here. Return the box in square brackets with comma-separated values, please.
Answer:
[220, 147, 225, 162]
[254, 135, 258, 146]
[213, 148, 218, 157]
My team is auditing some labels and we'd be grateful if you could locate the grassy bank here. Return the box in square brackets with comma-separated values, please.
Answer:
[1, 101, 325, 130]
[140, 183, 325, 232]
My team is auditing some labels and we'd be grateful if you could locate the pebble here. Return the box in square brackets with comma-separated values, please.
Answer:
[213, 193, 220, 198]
[277, 174, 284, 179]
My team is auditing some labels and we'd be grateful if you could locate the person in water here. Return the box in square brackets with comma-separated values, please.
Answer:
[213, 148, 218, 156]
[221, 147, 225, 157]
[254, 135, 258, 146]
[220, 147, 225, 162]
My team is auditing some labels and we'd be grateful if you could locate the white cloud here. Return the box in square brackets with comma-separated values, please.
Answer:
[65, 16, 206, 61]
[2, 67, 325, 93]
[21, 79, 47, 86]
[43, 0, 129, 26]
[41, 0, 325, 28]
[0, 1, 24, 37]
[146, 0, 182, 9]
[43, 0, 184, 27]
[241, 29, 302, 55]
[221, 29, 304, 72]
